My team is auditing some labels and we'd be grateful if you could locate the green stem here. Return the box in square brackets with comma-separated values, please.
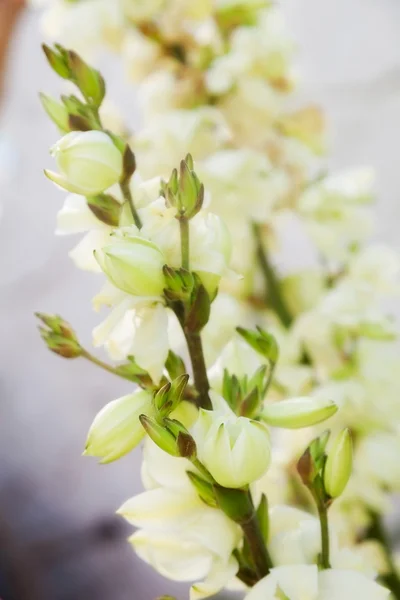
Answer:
[366, 512, 400, 599]
[241, 494, 273, 580]
[120, 181, 142, 229]
[317, 501, 331, 569]
[180, 217, 190, 270]
[184, 331, 212, 409]
[252, 222, 292, 328]
[81, 349, 136, 382]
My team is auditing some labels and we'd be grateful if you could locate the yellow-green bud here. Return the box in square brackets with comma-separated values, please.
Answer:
[324, 429, 353, 498]
[84, 390, 153, 464]
[262, 397, 337, 429]
[45, 131, 122, 195]
[94, 237, 165, 297]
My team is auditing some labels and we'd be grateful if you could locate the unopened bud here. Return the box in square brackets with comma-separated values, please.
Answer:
[162, 156, 204, 219]
[95, 237, 165, 297]
[152, 375, 192, 420]
[237, 326, 279, 365]
[87, 194, 122, 227]
[67, 50, 106, 108]
[139, 415, 180, 457]
[84, 390, 153, 464]
[165, 418, 197, 459]
[187, 471, 217, 508]
[42, 44, 70, 79]
[262, 397, 337, 429]
[36, 313, 82, 358]
[324, 429, 353, 498]
[45, 131, 123, 196]
[40, 93, 70, 133]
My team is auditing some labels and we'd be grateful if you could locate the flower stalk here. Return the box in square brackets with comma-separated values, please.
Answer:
[120, 180, 142, 229]
[179, 217, 190, 270]
[252, 222, 293, 328]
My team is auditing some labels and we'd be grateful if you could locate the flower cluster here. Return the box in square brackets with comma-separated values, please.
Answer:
[34, 1, 400, 599]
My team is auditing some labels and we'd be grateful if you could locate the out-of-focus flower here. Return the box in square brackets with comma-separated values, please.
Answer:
[245, 565, 389, 600]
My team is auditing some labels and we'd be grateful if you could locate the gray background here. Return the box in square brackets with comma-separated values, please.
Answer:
[1, 1, 400, 598]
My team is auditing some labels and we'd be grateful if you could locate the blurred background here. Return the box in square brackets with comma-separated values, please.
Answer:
[1, 0, 400, 598]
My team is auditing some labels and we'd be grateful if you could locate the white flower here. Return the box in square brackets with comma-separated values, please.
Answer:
[122, 0, 164, 23]
[84, 389, 153, 463]
[348, 245, 400, 294]
[267, 505, 375, 575]
[245, 565, 389, 600]
[55, 173, 161, 272]
[298, 168, 375, 259]
[45, 131, 123, 196]
[134, 108, 231, 178]
[56, 194, 114, 271]
[207, 7, 294, 92]
[118, 437, 241, 599]
[138, 197, 233, 295]
[202, 294, 245, 366]
[217, 77, 281, 149]
[193, 393, 271, 488]
[318, 281, 395, 337]
[93, 295, 169, 384]
[208, 336, 266, 393]
[40, 0, 124, 56]
[355, 433, 400, 493]
[198, 149, 290, 230]
[122, 29, 165, 82]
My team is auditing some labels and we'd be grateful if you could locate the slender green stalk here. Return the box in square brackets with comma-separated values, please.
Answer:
[366, 512, 400, 599]
[179, 217, 190, 270]
[81, 349, 135, 382]
[317, 501, 331, 569]
[184, 331, 212, 409]
[252, 222, 292, 328]
[241, 494, 273, 579]
[120, 181, 142, 229]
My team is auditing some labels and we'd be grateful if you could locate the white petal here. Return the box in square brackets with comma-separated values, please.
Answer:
[69, 230, 113, 271]
[92, 298, 136, 348]
[190, 555, 238, 600]
[118, 488, 203, 531]
[319, 569, 389, 600]
[142, 438, 194, 492]
[272, 565, 319, 600]
[56, 194, 108, 234]
[244, 573, 279, 600]
[130, 303, 169, 384]
[130, 530, 212, 582]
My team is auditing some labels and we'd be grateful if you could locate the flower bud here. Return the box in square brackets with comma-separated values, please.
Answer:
[139, 415, 180, 457]
[36, 313, 82, 359]
[262, 397, 338, 429]
[193, 406, 271, 488]
[324, 429, 353, 498]
[154, 374, 189, 419]
[84, 390, 153, 463]
[45, 131, 123, 195]
[94, 237, 165, 297]
[40, 93, 70, 134]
